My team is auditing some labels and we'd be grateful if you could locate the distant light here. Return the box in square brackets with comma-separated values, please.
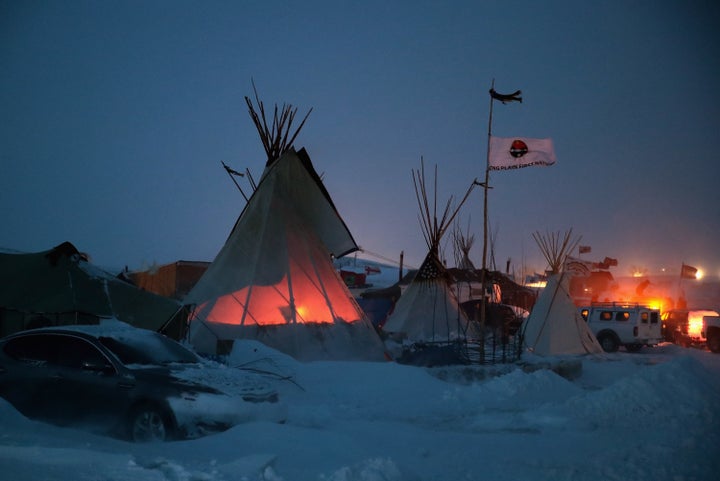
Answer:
[696, 268, 704, 280]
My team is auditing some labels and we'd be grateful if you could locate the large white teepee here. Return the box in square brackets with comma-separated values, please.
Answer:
[381, 160, 479, 343]
[521, 271, 603, 356]
[184, 95, 386, 362]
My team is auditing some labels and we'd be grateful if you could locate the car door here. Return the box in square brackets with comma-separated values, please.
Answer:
[49, 334, 130, 428]
[0, 334, 58, 420]
[635, 310, 656, 341]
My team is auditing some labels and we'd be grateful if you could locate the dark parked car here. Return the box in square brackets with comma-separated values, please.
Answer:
[0, 322, 282, 442]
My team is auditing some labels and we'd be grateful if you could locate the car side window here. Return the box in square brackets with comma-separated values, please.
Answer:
[600, 311, 612, 321]
[3, 335, 56, 365]
[55, 336, 113, 372]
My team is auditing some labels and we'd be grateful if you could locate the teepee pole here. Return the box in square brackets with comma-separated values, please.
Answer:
[479, 80, 496, 357]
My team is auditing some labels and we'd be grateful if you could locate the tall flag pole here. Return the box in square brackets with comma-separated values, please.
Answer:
[480, 81, 522, 357]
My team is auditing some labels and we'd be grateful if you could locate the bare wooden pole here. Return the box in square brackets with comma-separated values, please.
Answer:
[479, 79, 496, 358]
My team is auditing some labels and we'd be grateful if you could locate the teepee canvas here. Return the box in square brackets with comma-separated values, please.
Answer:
[381, 160, 480, 343]
[521, 271, 603, 355]
[185, 93, 386, 361]
[521, 230, 602, 355]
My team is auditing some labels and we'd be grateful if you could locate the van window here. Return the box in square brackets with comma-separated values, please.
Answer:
[580, 309, 589, 321]
[615, 312, 630, 321]
[641, 312, 649, 324]
[600, 311, 612, 321]
[650, 312, 659, 324]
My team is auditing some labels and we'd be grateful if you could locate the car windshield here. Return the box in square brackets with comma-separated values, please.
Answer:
[98, 332, 199, 366]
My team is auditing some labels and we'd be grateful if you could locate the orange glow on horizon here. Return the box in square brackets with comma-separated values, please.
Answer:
[688, 310, 719, 338]
[643, 297, 664, 311]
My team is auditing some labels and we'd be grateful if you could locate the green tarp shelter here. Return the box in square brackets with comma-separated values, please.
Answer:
[0, 242, 185, 338]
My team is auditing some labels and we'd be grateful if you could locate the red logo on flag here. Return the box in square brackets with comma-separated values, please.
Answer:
[509, 140, 528, 158]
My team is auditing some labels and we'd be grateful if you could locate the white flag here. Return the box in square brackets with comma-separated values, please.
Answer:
[488, 136, 557, 170]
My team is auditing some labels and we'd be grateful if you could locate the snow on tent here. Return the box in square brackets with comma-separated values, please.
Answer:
[381, 160, 481, 364]
[0, 242, 185, 338]
[184, 92, 386, 362]
[520, 230, 603, 355]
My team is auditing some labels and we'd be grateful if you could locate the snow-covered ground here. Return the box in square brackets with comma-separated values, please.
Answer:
[1, 340, 719, 481]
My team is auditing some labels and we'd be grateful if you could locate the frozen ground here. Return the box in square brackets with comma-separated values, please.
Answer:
[1, 340, 719, 481]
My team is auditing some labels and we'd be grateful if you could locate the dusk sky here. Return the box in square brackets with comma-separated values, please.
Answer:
[2, 1, 719, 279]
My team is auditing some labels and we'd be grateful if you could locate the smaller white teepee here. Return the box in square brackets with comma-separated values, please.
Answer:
[521, 271, 603, 356]
[381, 160, 479, 343]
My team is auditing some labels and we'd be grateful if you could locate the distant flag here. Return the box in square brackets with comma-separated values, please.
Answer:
[488, 136, 557, 170]
[680, 263, 698, 280]
[489, 88, 522, 104]
[564, 256, 593, 277]
[597, 257, 618, 269]
[579, 245, 592, 254]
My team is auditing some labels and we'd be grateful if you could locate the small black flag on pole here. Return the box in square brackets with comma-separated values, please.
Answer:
[222, 161, 245, 177]
[489, 88, 522, 104]
[680, 263, 698, 280]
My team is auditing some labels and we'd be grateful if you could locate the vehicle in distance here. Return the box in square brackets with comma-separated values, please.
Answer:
[661, 309, 719, 347]
[579, 303, 663, 352]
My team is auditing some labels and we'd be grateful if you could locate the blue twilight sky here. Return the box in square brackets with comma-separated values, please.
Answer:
[1, 0, 719, 279]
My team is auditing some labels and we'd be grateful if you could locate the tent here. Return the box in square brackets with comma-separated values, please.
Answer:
[184, 96, 386, 361]
[381, 160, 480, 344]
[521, 271, 603, 356]
[0, 242, 185, 338]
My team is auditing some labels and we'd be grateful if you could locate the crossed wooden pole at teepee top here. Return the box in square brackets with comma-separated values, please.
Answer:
[245, 80, 313, 165]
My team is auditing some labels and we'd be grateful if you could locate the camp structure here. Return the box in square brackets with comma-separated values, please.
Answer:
[520, 230, 603, 356]
[381, 160, 480, 356]
[452, 222, 476, 271]
[183, 92, 386, 362]
[521, 271, 603, 355]
[0, 242, 185, 338]
[129, 260, 210, 300]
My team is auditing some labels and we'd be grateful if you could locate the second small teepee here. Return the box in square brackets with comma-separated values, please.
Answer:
[521, 271, 603, 355]
[382, 160, 479, 343]
[521, 230, 603, 355]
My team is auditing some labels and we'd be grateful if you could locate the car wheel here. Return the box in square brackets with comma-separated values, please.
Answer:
[128, 404, 173, 443]
[597, 333, 619, 353]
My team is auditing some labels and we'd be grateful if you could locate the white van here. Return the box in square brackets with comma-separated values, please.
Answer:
[579, 303, 663, 352]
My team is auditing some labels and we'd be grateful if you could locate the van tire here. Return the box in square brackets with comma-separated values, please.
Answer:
[597, 332, 619, 353]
